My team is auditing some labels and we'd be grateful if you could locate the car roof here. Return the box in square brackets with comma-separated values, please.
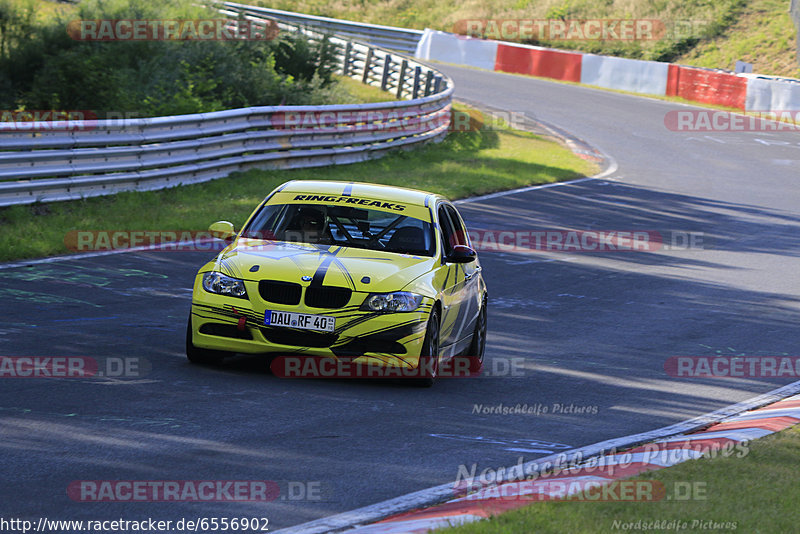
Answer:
[275, 180, 443, 208]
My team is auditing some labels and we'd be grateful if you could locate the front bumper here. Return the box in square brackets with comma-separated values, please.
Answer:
[189, 277, 432, 369]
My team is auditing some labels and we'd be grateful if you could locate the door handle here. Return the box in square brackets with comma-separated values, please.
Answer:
[464, 267, 481, 281]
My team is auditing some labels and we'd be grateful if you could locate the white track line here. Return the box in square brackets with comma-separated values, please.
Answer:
[0, 239, 216, 271]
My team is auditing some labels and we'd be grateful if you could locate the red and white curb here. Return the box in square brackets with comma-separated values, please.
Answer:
[347, 393, 800, 533]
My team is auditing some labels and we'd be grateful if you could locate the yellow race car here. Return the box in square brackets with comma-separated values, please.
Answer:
[187, 180, 487, 386]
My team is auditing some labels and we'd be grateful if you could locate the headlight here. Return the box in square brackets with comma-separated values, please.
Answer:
[202, 272, 248, 299]
[361, 292, 423, 312]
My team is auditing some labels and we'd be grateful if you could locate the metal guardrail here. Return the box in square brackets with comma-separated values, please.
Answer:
[216, 2, 423, 54]
[0, 5, 451, 207]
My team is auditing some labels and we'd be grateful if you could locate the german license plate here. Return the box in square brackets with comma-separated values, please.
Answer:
[264, 310, 335, 332]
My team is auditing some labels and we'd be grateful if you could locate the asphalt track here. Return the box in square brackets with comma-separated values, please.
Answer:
[2, 64, 800, 530]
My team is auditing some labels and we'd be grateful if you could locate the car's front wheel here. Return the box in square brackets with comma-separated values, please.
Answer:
[467, 295, 487, 371]
[414, 308, 440, 387]
[185, 316, 227, 365]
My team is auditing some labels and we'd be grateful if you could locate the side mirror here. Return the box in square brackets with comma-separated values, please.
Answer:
[209, 221, 236, 242]
[446, 244, 476, 264]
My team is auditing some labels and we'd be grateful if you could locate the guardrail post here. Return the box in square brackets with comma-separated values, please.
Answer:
[433, 75, 443, 94]
[396, 60, 408, 99]
[381, 54, 392, 91]
[362, 48, 374, 84]
[424, 70, 434, 96]
[412, 66, 421, 99]
[343, 42, 352, 76]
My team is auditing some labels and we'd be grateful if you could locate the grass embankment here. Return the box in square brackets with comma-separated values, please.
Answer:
[679, 0, 799, 78]
[0, 95, 597, 262]
[443, 425, 800, 533]
[260, 0, 799, 77]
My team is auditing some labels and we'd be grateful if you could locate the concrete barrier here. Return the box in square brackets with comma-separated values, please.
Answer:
[415, 29, 499, 71]
[414, 27, 797, 113]
[494, 43, 582, 82]
[745, 76, 800, 112]
[580, 54, 669, 95]
[666, 65, 747, 110]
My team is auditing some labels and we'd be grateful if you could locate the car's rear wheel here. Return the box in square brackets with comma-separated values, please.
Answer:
[467, 295, 488, 372]
[186, 316, 227, 365]
[414, 308, 440, 388]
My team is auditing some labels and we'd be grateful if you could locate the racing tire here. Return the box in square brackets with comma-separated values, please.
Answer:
[186, 316, 227, 365]
[414, 308, 440, 388]
[466, 295, 487, 373]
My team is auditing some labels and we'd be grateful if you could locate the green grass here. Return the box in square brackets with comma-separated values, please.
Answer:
[325, 76, 400, 104]
[334, 76, 399, 103]
[0, 103, 596, 262]
[677, 0, 800, 78]
[442, 425, 800, 533]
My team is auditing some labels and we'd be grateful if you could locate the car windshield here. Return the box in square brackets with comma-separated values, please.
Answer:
[242, 202, 435, 256]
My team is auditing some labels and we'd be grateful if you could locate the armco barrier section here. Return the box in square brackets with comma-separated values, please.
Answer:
[580, 54, 669, 95]
[415, 29, 498, 72]
[213, 2, 422, 54]
[745, 76, 800, 112]
[0, 4, 452, 207]
[666, 64, 748, 110]
[494, 43, 582, 82]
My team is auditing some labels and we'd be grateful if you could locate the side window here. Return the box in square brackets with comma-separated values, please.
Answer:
[242, 204, 283, 239]
[444, 205, 469, 248]
[438, 205, 457, 256]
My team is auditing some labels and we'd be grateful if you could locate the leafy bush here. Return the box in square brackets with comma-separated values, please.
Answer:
[0, 0, 341, 117]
